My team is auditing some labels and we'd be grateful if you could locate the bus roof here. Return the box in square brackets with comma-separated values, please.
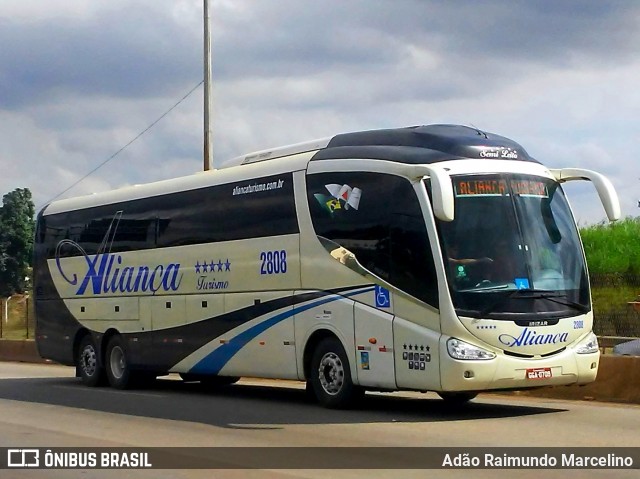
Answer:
[229, 124, 537, 166]
[311, 124, 537, 164]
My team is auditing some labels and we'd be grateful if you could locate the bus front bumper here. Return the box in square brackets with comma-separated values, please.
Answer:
[439, 342, 599, 392]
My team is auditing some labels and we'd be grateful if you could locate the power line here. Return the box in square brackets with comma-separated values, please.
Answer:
[39, 80, 204, 210]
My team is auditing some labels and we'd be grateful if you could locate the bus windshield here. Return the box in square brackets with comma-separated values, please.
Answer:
[433, 174, 590, 320]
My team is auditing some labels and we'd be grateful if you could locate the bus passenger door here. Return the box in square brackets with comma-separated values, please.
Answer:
[354, 303, 396, 390]
[393, 316, 441, 391]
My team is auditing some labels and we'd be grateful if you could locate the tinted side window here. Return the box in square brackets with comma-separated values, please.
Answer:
[41, 173, 298, 258]
[157, 173, 297, 247]
[38, 212, 69, 257]
[47, 207, 158, 257]
[307, 172, 438, 307]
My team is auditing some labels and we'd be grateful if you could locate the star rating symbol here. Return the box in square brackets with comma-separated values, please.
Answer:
[195, 258, 232, 273]
[403, 343, 431, 351]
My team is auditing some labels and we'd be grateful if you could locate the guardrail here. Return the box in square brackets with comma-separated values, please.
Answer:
[598, 335, 640, 352]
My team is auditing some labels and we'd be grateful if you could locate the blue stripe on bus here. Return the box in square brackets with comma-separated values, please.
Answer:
[189, 286, 375, 375]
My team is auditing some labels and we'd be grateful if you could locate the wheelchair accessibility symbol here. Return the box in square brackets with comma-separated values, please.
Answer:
[375, 285, 391, 308]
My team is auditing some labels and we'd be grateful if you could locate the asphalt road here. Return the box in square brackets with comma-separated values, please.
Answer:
[0, 361, 638, 479]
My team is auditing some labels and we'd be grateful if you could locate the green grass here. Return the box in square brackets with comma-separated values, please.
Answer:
[580, 217, 640, 274]
[580, 217, 640, 337]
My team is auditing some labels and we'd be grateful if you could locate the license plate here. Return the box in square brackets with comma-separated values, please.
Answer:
[526, 367, 552, 380]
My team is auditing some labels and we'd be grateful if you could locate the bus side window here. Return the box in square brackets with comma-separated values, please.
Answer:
[307, 171, 392, 281]
[307, 172, 438, 308]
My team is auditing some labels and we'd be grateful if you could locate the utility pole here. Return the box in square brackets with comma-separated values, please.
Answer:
[203, 0, 213, 171]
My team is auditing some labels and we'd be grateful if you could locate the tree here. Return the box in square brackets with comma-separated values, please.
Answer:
[0, 188, 35, 297]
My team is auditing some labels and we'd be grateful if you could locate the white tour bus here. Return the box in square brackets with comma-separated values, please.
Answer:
[34, 124, 620, 408]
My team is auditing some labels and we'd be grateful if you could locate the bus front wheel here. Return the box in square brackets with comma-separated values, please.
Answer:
[105, 335, 132, 389]
[77, 335, 105, 387]
[437, 392, 478, 404]
[309, 337, 363, 409]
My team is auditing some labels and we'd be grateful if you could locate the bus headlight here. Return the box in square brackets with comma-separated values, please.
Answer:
[447, 338, 495, 360]
[576, 332, 599, 354]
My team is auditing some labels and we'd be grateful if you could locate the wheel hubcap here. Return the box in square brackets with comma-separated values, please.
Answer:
[110, 346, 125, 379]
[318, 352, 344, 395]
[81, 345, 97, 377]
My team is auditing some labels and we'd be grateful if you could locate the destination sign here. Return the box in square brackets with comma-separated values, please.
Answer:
[455, 179, 507, 196]
[510, 179, 548, 197]
[454, 177, 548, 198]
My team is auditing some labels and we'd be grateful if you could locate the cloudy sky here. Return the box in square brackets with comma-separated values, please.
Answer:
[1, 0, 638, 224]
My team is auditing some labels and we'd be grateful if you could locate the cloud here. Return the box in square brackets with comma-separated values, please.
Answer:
[212, 0, 640, 79]
[0, 0, 201, 109]
[0, 0, 637, 224]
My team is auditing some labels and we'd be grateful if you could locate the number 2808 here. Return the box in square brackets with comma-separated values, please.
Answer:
[260, 250, 287, 275]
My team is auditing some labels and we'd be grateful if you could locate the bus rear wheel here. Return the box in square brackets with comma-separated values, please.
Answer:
[309, 337, 363, 409]
[105, 335, 132, 389]
[77, 335, 105, 387]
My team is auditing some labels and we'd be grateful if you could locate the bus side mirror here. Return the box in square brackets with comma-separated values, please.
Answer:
[317, 236, 370, 276]
[549, 168, 621, 222]
[409, 165, 455, 222]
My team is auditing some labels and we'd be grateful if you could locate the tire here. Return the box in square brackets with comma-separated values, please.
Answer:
[77, 335, 105, 387]
[437, 392, 478, 404]
[309, 337, 363, 409]
[105, 335, 132, 389]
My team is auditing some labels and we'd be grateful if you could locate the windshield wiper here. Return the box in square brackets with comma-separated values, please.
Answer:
[480, 289, 588, 316]
[459, 283, 510, 293]
[518, 290, 589, 313]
